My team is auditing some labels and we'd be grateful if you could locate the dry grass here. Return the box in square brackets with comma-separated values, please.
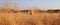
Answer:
[0, 9, 60, 25]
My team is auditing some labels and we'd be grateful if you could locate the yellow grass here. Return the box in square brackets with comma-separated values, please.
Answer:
[0, 1, 60, 25]
[0, 9, 60, 25]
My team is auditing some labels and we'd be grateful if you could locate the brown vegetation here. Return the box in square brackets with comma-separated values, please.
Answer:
[0, 0, 60, 25]
[0, 9, 60, 25]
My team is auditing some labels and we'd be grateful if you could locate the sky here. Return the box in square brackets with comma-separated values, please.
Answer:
[20, 0, 60, 10]
[0, 0, 60, 10]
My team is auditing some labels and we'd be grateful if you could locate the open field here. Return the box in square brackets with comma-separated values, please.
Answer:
[0, 9, 60, 25]
[0, 0, 60, 25]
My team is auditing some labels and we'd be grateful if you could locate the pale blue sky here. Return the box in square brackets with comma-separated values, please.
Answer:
[20, 0, 60, 8]
[0, 0, 60, 10]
